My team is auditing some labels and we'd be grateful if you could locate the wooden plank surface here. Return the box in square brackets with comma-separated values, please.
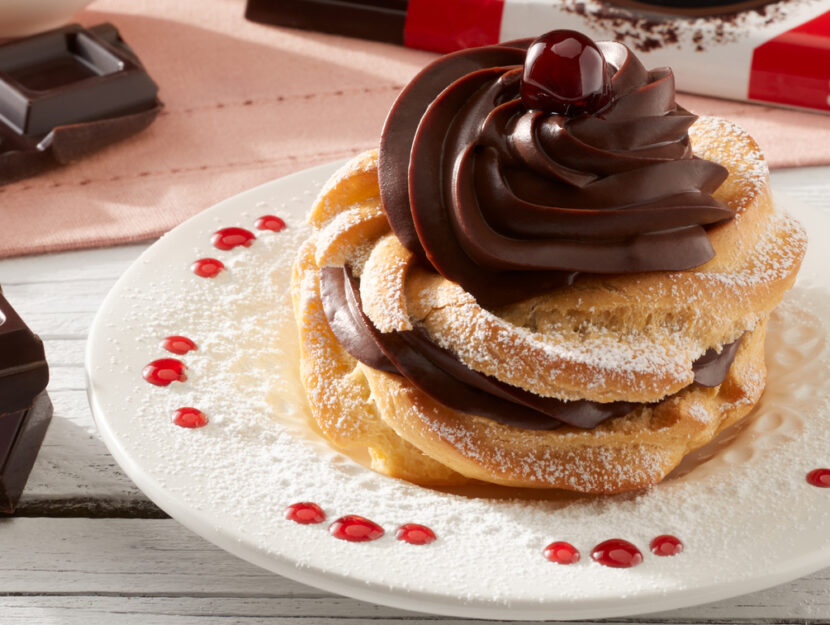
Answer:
[0, 166, 828, 623]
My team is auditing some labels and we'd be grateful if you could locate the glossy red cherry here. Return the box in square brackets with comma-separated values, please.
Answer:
[255, 215, 287, 232]
[191, 258, 225, 278]
[395, 523, 436, 545]
[142, 358, 187, 386]
[650, 534, 684, 557]
[161, 335, 197, 355]
[211, 227, 256, 251]
[591, 538, 643, 568]
[521, 30, 611, 115]
[543, 541, 580, 564]
[172, 407, 208, 429]
[329, 515, 384, 542]
[807, 468, 830, 487]
[285, 502, 326, 524]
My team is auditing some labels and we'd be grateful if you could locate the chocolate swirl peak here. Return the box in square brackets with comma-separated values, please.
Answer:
[379, 31, 733, 307]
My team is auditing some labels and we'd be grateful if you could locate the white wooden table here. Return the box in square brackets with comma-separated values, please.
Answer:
[1, 166, 829, 624]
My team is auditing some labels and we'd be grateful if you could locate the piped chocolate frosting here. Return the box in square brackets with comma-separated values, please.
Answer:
[379, 37, 732, 307]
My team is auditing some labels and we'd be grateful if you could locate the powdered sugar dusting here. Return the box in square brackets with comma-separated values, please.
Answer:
[702, 212, 807, 290]
[87, 164, 830, 618]
[691, 116, 768, 214]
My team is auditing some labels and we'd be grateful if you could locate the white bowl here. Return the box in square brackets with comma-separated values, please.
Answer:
[0, 0, 94, 38]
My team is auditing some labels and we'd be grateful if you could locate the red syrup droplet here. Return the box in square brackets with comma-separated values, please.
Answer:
[395, 523, 436, 545]
[191, 258, 225, 278]
[329, 515, 384, 542]
[807, 468, 830, 487]
[543, 541, 580, 565]
[285, 502, 326, 525]
[172, 407, 208, 429]
[255, 215, 286, 232]
[211, 227, 256, 251]
[142, 358, 187, 386]
[650, 535, 684, 557]
[591, 539, 643, 568]
[161, 335, 197, 355]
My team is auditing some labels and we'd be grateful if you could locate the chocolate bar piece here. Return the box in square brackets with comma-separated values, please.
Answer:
[0, 23, 162, 185]
[0, 292, 49, 415]
[0, 393, 52, 514]
[0, 289, 51, 514]
[245, 0, 407, 45]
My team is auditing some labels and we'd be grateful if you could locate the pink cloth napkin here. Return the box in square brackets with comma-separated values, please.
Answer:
[1, 0, 828, 259]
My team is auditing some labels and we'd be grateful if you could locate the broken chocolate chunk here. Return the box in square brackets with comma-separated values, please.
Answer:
[0, 291, 48, 415]
[0, 23, 162, 185]
[0, 393, 52, 514]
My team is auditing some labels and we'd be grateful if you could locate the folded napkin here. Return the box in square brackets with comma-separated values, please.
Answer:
[1, 0, 828, 259]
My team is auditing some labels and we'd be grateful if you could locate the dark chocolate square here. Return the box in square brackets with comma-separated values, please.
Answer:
[0, 293, 49, 415]
[0, 393, 52, 514]
[0, 24, 158, 137]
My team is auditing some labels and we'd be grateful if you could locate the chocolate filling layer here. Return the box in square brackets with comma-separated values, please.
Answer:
[320, 266, 742, 431]
[378, 39, 731, 308]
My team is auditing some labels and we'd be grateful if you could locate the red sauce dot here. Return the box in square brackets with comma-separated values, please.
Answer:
[191, 258, 225, 278]
[329, 515, 384, 542]
[172, 407, 208, 429]
[142, 358, 187, 386]
[161, 336, 197, 355]
[543, 541, 580, 565]
[591, 539, 643, 568]
[807, 468, 830, 488]
[395, 523, 436, 545]
[255, 215, 286, 232]
[285, 502, 326, 524]
[211, 227, 256, 251]
[650, 535, 684, 557]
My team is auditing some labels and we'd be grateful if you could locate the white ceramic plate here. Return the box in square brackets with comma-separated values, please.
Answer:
[87, 160, 830, 621]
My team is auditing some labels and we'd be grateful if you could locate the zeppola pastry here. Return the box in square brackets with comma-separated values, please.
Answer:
[291, 30, 806, 494]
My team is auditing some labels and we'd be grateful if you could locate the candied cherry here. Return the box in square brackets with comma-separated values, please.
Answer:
[521, 30, 612, 115]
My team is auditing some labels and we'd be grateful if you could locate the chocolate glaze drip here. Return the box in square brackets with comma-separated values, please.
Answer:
[320, 266, 742, 430]
[378, 39, 732, 307]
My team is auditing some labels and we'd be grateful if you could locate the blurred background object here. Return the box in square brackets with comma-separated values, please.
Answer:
[0, 0, 95, 38]
[245, 0, 830, 114]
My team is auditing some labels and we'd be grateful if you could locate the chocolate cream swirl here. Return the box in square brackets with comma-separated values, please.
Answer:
[379, 40, 733, 307]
